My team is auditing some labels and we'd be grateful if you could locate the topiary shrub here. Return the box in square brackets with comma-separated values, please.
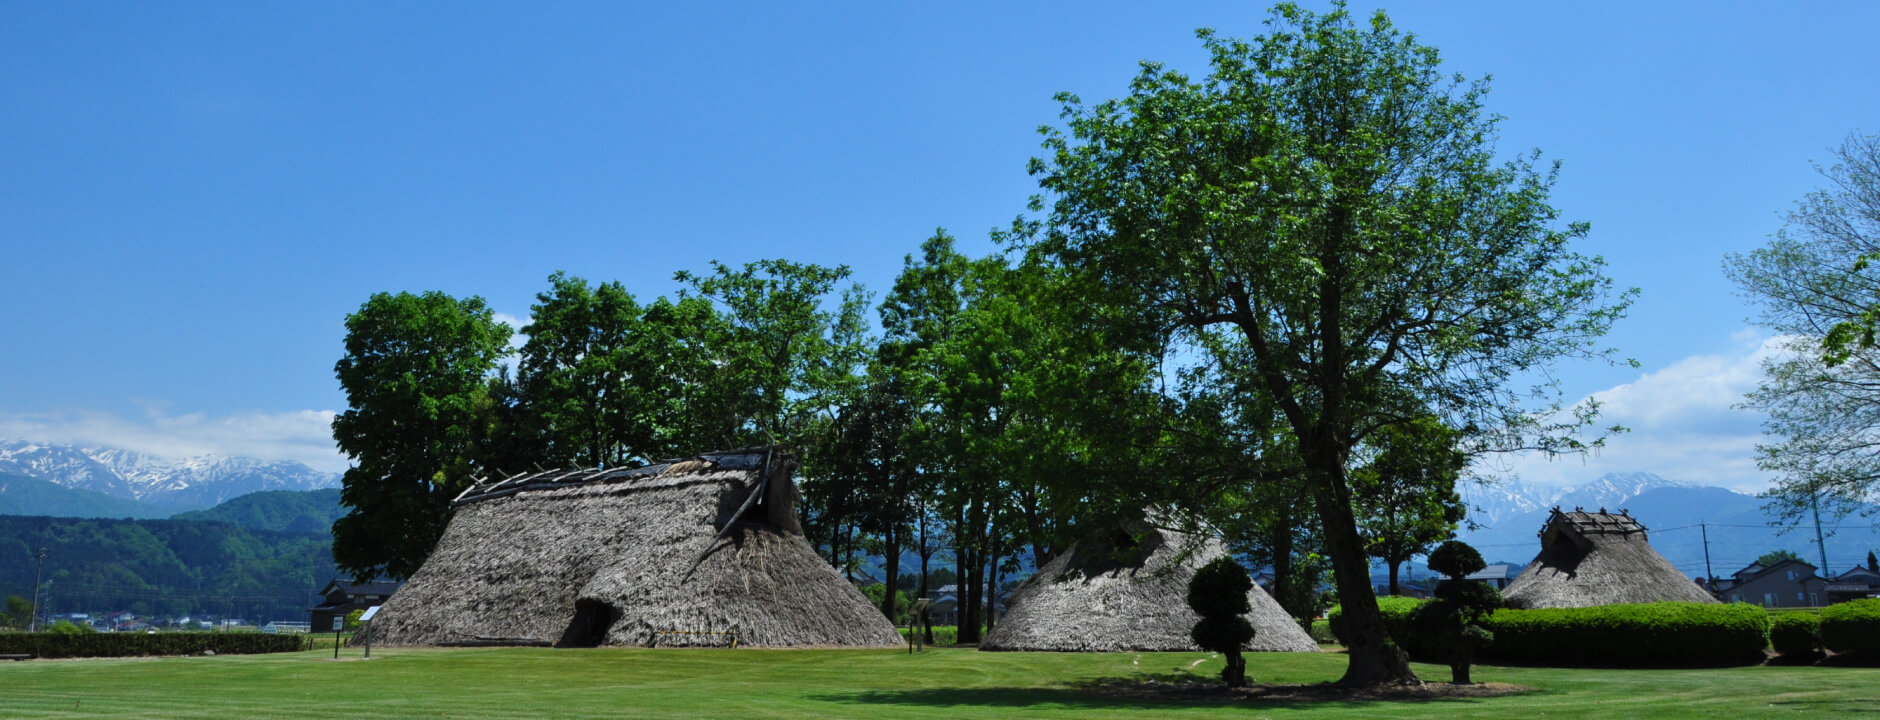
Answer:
[1187, 557, 1255, 686]
[1413, 541, 1501, 684]
[1770, 612, 1822, 658]
[1821, 598, 1880, 655]
[1482, 602, 1770, 666]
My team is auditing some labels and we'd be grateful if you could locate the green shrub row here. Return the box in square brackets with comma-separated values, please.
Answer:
[1484, 602, 1770, 666]
[1325, 597, 1424, 654]
[1821, 598, 1880, 654]
[0, 632, 307, 659]
[1770, 613, 1822, 656]
[1328, 599, 1770, 666]
[896, 625, 960, 646]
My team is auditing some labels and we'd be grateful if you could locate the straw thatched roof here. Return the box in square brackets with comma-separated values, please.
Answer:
[1501, 507, 1719, 609]
[980, 524, 1319, 652]
[366, 447, 903, 648]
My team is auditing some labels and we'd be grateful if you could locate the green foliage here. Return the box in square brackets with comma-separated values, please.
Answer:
[171, 489, 344, 534]
[514, 272, 652, 468]
[1427, 541, 1487, 580]
[332, 290, 512, 581]
[859, 584, 915, 625]
[46, 620, 94, 635]
[3, 594, 28, 628]
[1820, 598, 1880, 654]
[1725, 132, 1880, 532]
[1484, 602, 1771, 667]
[895, 625, 959, 646]
[1332, 599, 1767, 667]
[1353, 419, 1467, 592]
[0, 631, 303, 659]
[1186, 557, 1253, 621]
[0, 472, 167, 519]
[1020, 0, 1631, 684]
[344, 609, 366, 631]
[1326, 597, 1425, 650]
[1187, 557, 1255, 686]
[0, 515, 334, 622]
[1755, 549, 1804, 568]
[1770, 612, 1823, 657]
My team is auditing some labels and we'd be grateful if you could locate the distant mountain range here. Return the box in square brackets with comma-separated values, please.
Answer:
[0, 440, 339, 513]
[1457, 472, 1880, 580]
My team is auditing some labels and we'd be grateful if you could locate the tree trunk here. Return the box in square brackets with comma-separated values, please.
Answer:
[984, 551, 1000, 634]
[881, 524, 901, 622]
[1313, 467, 1419, 686]
[1387, 561, 1400, 596]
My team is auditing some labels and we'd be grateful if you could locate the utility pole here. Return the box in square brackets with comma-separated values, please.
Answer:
[1700, 523, 1715, 588]
[1812, 490, 1831, 573]
[29, 547, 47, 633]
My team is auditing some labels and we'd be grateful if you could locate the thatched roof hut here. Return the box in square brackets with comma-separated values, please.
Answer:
[366, 447, 903, 648]
[980, 525, 1319, 652]
[1501, 507, 1719, 609]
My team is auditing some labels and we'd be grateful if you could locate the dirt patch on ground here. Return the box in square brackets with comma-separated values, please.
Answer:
[1073, 676, 1533, 703]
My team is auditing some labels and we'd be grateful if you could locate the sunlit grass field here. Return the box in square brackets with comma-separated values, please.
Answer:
[0, 645, 1867, 719]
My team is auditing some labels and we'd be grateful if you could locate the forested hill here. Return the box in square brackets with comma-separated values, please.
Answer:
[171, 488, 345, 534]
[0, 515, 335, 622]
[0, 473, 169, 519]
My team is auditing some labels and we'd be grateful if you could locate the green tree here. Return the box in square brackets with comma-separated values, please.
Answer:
[1725, 132, 1880, 528]
[1020, 4, 1629, 684]
[3, 594, 29, 628]
[1757, 549, 1804, 568]
[674, 259, 869, 450]
[331, 291, 512, 581]
[1353, 417, 1468, 595]
[1188, 556, 1256, 687]
[516, 272, 651, 468]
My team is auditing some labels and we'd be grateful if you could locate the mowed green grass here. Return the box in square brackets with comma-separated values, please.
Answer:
[0, 645, 1868, 719]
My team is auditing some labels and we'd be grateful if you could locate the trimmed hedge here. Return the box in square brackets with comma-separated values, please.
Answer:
[1326, 597, 1427, 656]
[0, 632, 306, 659]
[1330, 599, 1771, 667]
[1483, 602, 1769, 667]
[1770, 612, 1822, 657]
[1821, 598, 1880, 654]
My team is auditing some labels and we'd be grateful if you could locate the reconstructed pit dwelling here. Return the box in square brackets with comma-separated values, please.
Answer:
[1500, 507, 1721, 609]
[982, 524, 1319, 653]
[366, 447, 902, 648]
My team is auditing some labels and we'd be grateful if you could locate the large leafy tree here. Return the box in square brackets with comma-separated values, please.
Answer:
[331, 291, 512, 581]
[1021, 4, 1628, 684]
[1353, 416, 1467, 596]
[1726, 132, 1880, 525]
[516, 272, 651, 468]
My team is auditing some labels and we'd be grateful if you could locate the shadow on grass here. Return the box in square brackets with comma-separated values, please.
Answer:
[812, 674, 1536, 712]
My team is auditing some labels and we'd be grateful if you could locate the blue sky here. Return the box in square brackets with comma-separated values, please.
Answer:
[3, 2, 1877, 488]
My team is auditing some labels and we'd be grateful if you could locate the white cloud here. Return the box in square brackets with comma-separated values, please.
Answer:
[1493, 329, 1794, 494]
[0, 407, 348, 474]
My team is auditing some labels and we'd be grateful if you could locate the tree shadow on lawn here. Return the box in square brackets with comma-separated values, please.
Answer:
[813, 674, 1535, 712]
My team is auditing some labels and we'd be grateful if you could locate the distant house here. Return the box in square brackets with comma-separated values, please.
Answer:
[309, 579, 401, 632]
[924, 584, 1010, 627]
[1714, 559, 1826, 608]
[1824, 566, 1880, 604]
[1466, 563, 1522, 590]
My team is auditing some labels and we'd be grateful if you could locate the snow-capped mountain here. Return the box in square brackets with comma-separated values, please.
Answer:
[1463, 471, 1698, 526]
[0, 440, 340, 511]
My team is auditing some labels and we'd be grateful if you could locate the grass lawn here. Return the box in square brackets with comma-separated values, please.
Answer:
[0, 645, 1867, 719]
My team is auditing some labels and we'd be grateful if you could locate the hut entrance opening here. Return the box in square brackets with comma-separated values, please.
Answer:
[556, 598, 621, 648]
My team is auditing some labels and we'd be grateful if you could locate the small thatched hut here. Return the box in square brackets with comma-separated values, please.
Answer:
[367, 447, 902, 648]
[980, 524, 1319, 652]
[1501, 507, 1720, 609]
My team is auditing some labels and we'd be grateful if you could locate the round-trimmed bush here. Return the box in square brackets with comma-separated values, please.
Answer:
[1770, 612, 1822, 657]
[1821, 598, 1880, 654]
